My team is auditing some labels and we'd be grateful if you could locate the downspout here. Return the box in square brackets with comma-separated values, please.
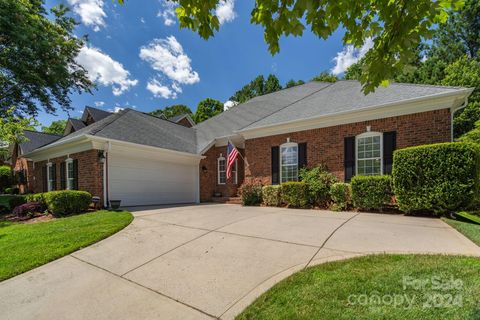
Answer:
[103, 141, 111, 208]
[451, 97, 469, 142]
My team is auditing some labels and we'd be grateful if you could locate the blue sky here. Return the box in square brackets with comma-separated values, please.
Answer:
[39, 0, 371, 127]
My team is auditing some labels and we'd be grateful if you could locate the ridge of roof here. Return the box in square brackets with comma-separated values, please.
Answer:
[22, 129, 62, 138]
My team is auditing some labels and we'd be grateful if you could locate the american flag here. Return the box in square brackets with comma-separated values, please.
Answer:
[226, 141, 239, 179]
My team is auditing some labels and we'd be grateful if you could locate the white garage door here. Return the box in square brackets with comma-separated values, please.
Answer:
[108, 151, 198, 206]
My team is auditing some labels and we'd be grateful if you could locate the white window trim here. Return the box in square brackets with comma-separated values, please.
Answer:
[65, 158, 74, 190]
[46, 162, 54, 191]
[217, 155, 226, 185]
[355, 131, 383, 176]
[280, 142, 299, 183]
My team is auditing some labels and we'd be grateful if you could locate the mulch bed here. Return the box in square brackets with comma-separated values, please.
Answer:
[1, 212, 55, 224]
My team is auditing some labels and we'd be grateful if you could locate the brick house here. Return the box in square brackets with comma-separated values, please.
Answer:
[21, 81, 473, 207]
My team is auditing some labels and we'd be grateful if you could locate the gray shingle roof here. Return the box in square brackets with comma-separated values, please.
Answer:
[193, 81, 331, 152]
[68, 118, 86, 131]
[52, 109, 197, 154]
[82, 106, 112, 122]
[240, 81, 466, 131]
[19, 131, 62, 155]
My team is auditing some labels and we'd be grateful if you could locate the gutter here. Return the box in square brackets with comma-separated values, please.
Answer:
[236, 88, 475, 135]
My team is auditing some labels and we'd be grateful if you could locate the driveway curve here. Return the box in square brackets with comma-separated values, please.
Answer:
[1, 204, 479, 320]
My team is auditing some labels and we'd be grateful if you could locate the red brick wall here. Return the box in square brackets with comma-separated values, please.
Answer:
[33, 149, 104, 203]
[13, 157, 34, 194]
[244, 109, 451, 183]
[199, 146, 245, 202]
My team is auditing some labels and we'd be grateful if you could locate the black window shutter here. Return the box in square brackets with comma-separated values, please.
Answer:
[344, 137, 355, 182]
[383, 131, 397, 175]
[51, 164, 57, 190]
[271, 146, 280, 185]
[42, 165, 48, 192]
[73, 159, 79, 190]
[60, 162, 66, 190]
[298, 143, 307, 169]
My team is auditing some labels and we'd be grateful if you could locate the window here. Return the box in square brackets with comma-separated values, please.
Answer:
[356, 132, 382, 176]
[280, 142, 298, 183]
[47, 163, 54, 191]
[232, 159, 238, 185]
[217, 156, 226, 185]
[66, 159, 74, 190]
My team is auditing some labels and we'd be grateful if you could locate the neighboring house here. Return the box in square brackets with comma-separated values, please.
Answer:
[11, 131, 62, 193]
[168, 113, 195, 128]
[21, 81, 473, 207]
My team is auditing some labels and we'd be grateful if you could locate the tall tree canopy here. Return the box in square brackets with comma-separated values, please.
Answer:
[150, 104, 193, 119]
[311, 72, 338, 83]
[42, 120, 67, 136]
[230, 74, 283, 104]
[193, 98, 223, 123]
[345, 0, 480, 137]
[0, 0, 92, 118]
[117, 0, 464, 93]
[285, 79, 305, 88]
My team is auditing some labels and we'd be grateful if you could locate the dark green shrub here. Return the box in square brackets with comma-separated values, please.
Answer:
[299, 166, 337, 207]
[351, 175, 393, 211]
[0, 166, 11, 191]
[42, 190, 92, 216]
[239, 181, 263, 206]
[330, 183, 352, 211]
[393, 142, 480, 214]
[4, 187, 13, 194]
[262, 185, 282, 206]
[281, 182, 309, 208]
[8, 196, 26, 210]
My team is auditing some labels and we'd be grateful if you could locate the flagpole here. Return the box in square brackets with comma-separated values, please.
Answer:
[228, 139, 249, 168]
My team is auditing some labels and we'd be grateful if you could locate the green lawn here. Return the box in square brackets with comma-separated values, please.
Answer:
[237, 255, 480, 320]
[0, 210, 133, 281]
[443, 218, 480, 246]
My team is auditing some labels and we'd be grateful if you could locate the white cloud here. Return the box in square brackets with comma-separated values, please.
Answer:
[108, 106, 124, 113]
[146, 79, 177, 99]
[331, 38, 374, 75]
[157, 1, 177, 26]
[67, 0, 106, 32]
[216, 0, 236, 25]
[223, 100, 238, 111]
[140, 17, 146, 24]
[76, 45, 138, 96]
[140, 36, 199, 99]
[94, 101, 105, 107]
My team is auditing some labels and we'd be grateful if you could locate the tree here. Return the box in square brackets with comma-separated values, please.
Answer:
[193, 98, 223, 123]
[149, 104, 193, 119]
[311, 72, 338, 83]
[42, 120, 67, 135]
[0, 0, 92, 118]
[264, 74, 282, 94]
[230, 74, 283, 104]
[285, 79, 305, 88]
[0, 108, 37, 146]
[117, 0, 464, 93]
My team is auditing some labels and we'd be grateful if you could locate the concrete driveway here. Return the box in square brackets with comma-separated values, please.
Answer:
[1, 204, 479, 320]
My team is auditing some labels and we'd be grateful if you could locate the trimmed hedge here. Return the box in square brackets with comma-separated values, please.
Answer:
[351, 175, 393, 211]
[262, 185, 282, 206]
[300, 167, 337, 207]
[330, 183, 351, 211]
[25, 190, 92, 216]
[393, 142, 480, 214]
[239, 181, 263, 206]
[281, 182, 309, 208]
[0, 165, 11, 192]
